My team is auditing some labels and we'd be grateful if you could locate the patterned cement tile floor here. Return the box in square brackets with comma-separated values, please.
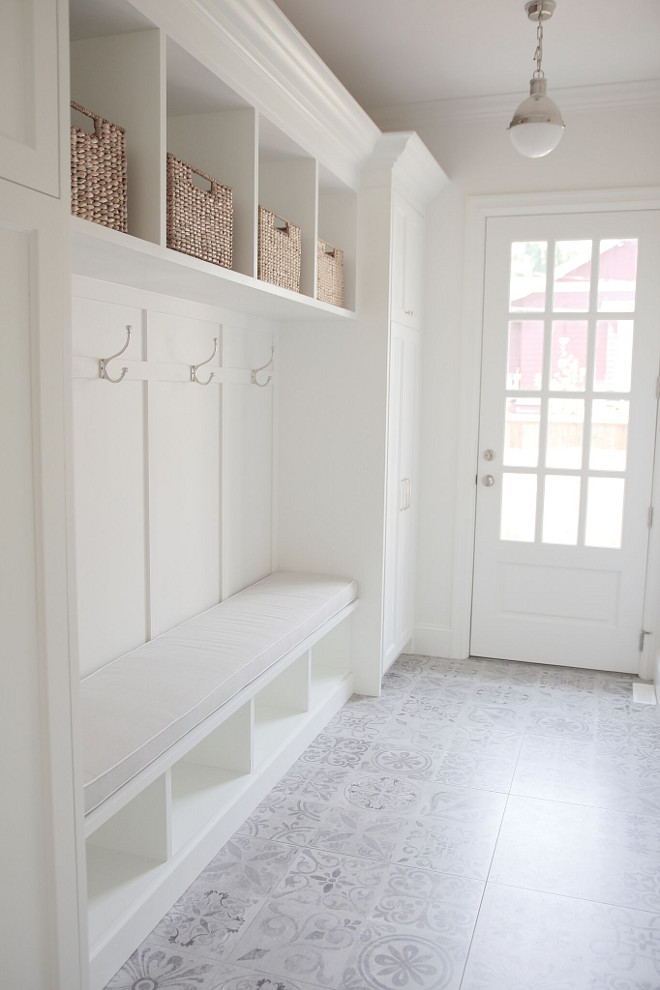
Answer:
[106, 654, 660, 990]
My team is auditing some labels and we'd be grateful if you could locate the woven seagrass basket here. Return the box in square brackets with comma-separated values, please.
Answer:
[257, 206, 301, 292]
[166, 153, 233, 269]
[70, 102, 127, 232]
[317, 238, 344, 307]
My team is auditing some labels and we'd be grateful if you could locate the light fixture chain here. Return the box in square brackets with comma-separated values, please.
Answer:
[533, 18, 544, 77]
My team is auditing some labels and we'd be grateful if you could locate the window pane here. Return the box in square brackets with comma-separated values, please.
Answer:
[585, 477, 625, 548]
[546, 399, 584, 468]
[553, 240, 592, 312]
[598, 239, 638, 312]
[501, 473, 537, 542]
[593, 320, 633, 392]
[505, 398, 541, 467]
[542, 475, 581, 545]
[590, 400, 629, 471]
[550, 321, 588, 391]
[510, 242, 547, 313]
[507, 320, 543, 390]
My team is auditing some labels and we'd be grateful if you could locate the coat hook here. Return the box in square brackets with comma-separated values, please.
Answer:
[191, 337, 219, 386]
[251, 346, 275, 388]
[99, 325, 132, 383]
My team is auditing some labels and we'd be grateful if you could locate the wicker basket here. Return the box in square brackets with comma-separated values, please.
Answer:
[70, 102, 127, 232]
[317, 239, 344, 307]
[258, 206, 301, 292]
[166, 153, 233, 269]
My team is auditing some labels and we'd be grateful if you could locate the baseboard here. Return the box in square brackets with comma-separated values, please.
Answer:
[412, 624, 452, 658]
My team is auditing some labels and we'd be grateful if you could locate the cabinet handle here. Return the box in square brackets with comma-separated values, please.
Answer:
[405, 308, 414, 317]
[400, 478, 412, 510]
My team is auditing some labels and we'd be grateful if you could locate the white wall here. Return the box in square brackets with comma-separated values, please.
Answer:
[372, 99, 660, 656]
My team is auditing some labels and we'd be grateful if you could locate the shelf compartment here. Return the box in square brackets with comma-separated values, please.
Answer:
[310, 619, 353, 708]
[71, 217, 355, 322]
[253, 652, 310, 765]
[86, 774, 169, 949]
[318, 167, 358, 311]
[170, 704, 252, 854]
[167, 38, 257, 278]
[70, 27, 165, 245]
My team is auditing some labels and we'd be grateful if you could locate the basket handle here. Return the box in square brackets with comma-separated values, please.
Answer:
[323, 244, 336, 257]
[187, 161, 218, 196]
[273, 216, 289, 233]
[70, 101, 105, 139]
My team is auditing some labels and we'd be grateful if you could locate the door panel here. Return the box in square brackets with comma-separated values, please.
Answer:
[471, 211, 660, 672]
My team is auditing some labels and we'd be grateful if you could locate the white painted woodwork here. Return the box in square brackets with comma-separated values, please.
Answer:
[167, 108, 258, 276]
[70, 30, 166, 244]
[471, 210, 660, 671]
[391, 193, 425, 329]
[0, 0, 60, 195]
[0, 179, 82, 989]
[220, 324, 275, 598]
[383, 323, 421, 670]
[146, 311, 222, 636]
[72, 297, 148, 675]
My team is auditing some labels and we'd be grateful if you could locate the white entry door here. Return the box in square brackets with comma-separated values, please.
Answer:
[471, 210, 660, 672]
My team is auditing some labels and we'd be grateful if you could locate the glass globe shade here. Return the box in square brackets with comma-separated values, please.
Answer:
[508, 77, 565, 158]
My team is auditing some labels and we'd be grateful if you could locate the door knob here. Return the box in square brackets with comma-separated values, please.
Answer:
[483, 449, 495, 461]
[482, 474, 495, 487]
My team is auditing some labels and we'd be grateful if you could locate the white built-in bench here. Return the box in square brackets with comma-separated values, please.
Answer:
[81, 570, 358, 990]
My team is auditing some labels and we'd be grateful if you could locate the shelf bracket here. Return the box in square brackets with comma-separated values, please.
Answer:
[191, 337, 219, 386]
[251, 346, 275, 388]
[99, 325, 132, 383]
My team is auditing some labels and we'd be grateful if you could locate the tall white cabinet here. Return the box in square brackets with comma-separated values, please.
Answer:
[2, 2, 447, 987]
[0, 2, 83, 988]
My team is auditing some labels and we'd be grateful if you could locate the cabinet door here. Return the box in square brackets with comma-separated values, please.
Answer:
[0, 0, 60, 195]
[0, 179, 82, 989]
[391, 193, 424, 329]
[383, 324, 421, 672]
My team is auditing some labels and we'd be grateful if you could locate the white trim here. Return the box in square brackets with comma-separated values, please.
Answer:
[371, 79, 660, 129]
[131, 0, 380, 189]
[413, 624, 451, 658]
[453, 187, 660, 667]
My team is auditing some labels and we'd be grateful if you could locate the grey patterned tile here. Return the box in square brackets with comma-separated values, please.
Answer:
[490, 796, 660, 912]
[228, 848, 389, 986]
[395, 694, 465, 731]
[359, 741, 438, 780]
[461, 883, 660, 990]
[238, 794, 328, 847]
[106, 944, 217, 988]
[311, 805, 407, 862]
[147, 837, 298, 958]
[393, 785, 506, 880]
[272, 765, 352, 804]
[341, 771, 425, 816]
[296, 733, 373, 771]
[325, 702, 395, 741]
[526, 707, 595, 741]
[459, 703, 528, 734]
[207, 967, 323, 989]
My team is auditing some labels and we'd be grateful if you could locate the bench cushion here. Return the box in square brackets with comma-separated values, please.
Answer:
[81, 571, 357, 814]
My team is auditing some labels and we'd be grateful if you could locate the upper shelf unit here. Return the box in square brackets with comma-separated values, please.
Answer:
[68, 2, 360, 319]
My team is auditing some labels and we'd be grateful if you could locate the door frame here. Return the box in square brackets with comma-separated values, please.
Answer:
[451, 187, 660, 678]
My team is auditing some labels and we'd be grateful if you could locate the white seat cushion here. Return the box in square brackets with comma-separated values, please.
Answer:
[81, 571, 357, 814]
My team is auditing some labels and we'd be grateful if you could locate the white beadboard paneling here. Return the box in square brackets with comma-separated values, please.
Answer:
[147, 310, 221, 636]
[72, 297, 148, 676]
[221, 325, 274, 598]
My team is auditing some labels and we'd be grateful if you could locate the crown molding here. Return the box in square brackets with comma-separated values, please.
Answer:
[131, 0, 381, 188]
[362, 132, 448, 209]
[370, 79, 660, 129]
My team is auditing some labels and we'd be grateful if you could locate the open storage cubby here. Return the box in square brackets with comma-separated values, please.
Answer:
[310, 618, 353, 708]
[68, 0, 359, 320]
[253, 651, 311, 766]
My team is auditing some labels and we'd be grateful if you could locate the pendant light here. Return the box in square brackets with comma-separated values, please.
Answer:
[508, 0, 565, 158]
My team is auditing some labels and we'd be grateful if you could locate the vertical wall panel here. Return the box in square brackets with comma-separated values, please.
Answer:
[222, 325, 274, 597]
[147, 311, 221, 636]
[72, 297, 148, 676]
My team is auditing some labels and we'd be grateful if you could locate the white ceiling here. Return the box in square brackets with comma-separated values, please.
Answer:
[271, 0, 660, 113]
